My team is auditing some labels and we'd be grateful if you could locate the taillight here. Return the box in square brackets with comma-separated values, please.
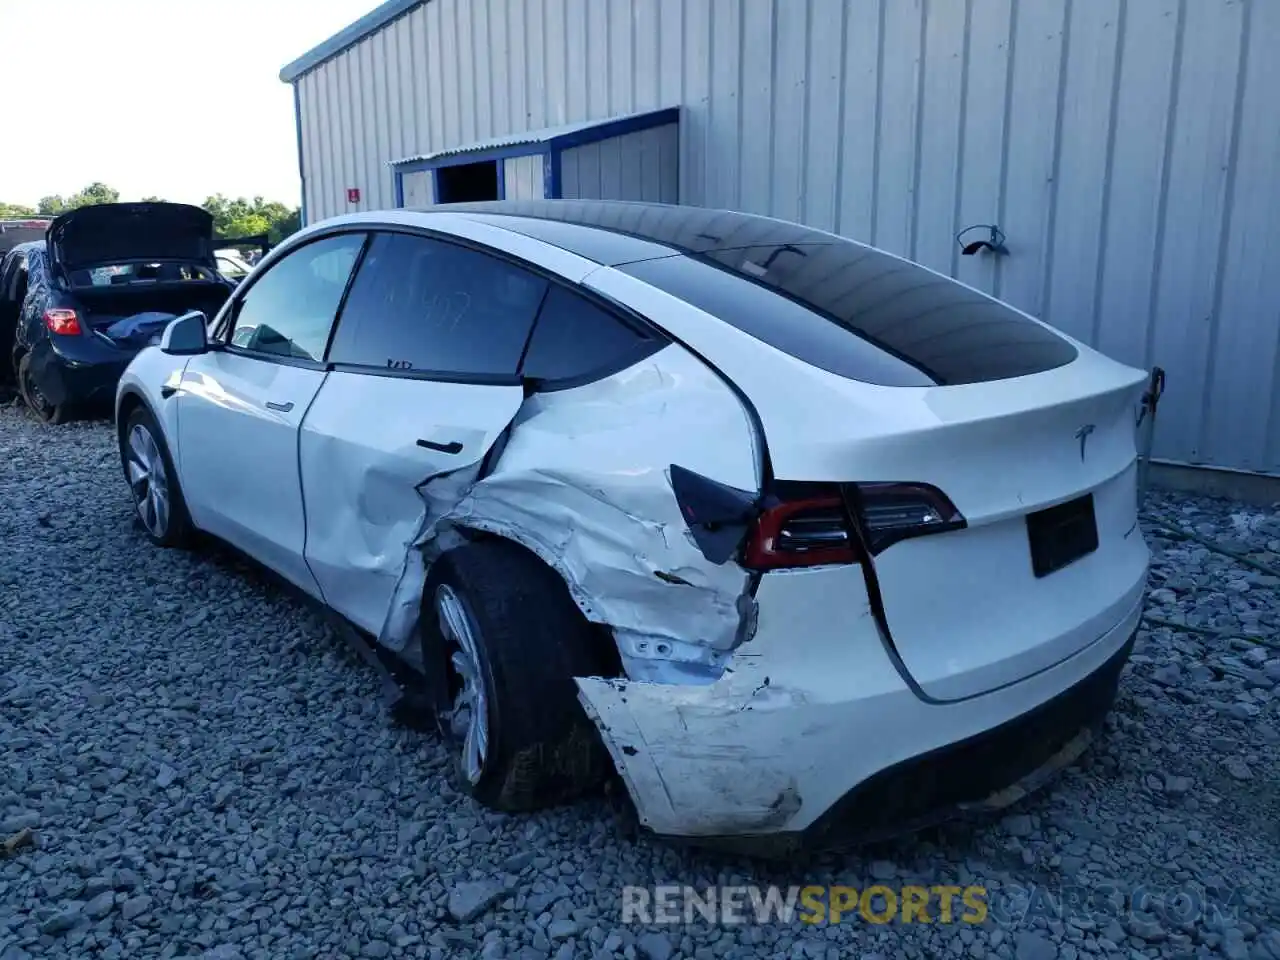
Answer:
[742, 481, 965, 571]
[43, 308, 82, 336]
[743, 490, 856, 569]
[852, 482, 966, 553]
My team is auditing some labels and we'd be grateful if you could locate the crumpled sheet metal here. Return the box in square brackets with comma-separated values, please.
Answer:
[375, 463, 483, 654]
[574, 669, 809, 836]
[375, 348, 761, 682]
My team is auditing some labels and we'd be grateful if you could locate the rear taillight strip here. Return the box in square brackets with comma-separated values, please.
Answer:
[741, 481, 965, 571]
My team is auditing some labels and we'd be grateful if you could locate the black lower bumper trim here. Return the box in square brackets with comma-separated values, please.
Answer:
[684, 630, 1136, 858]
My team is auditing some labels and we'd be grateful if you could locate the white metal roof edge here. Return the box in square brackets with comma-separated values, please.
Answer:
[388, 107, 682, 167]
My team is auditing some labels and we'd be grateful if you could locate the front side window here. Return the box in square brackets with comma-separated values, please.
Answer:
[327, 232, 548, 377]
[228, 233, 364, 361]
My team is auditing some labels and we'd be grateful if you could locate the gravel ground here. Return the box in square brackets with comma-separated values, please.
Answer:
[1, 401, 1277, 960]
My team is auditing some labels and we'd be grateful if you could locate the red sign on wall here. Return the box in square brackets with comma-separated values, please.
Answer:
[346, 187, 361, 203]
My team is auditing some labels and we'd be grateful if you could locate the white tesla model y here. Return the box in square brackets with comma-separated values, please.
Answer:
[115, 199, 1149, 852]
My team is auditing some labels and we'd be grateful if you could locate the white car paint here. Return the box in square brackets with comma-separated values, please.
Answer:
[177, 352, 328, 596]
[582, 265, 1150, 701]
[116, 201, 1151, 844]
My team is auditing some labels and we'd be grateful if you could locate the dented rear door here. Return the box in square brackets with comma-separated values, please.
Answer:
[298, 231, 548, 636]
[300, 373, 526, 635]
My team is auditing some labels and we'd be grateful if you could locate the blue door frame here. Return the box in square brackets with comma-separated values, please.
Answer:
[394, 144, 538, 207]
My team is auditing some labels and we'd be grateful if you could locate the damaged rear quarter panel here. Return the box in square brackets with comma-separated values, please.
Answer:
[301, 340, 762, 686]
[437, 344, 762, 665]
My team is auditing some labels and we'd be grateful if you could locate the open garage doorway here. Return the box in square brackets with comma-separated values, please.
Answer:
[436, 160, 499, 203]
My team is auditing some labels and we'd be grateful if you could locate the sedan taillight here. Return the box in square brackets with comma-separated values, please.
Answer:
[44, 308, 82, 336]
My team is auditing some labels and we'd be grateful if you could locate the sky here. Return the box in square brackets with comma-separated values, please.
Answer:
[0, 0, 376, 210]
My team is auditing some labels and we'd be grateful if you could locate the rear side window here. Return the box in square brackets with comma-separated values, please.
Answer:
[623, 242, 1079, 387]
[328, 232, 548, 377]
[520, 285, 661, 383]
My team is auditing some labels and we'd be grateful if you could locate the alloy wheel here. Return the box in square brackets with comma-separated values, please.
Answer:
[436, 584, 490, 784]
[126, 424, 170, 538]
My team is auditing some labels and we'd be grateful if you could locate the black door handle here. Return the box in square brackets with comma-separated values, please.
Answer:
[416, 438, 463, 455]
[265, 400, 294, 413]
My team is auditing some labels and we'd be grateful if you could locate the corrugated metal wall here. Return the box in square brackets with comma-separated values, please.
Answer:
[502, 154, 545, 200]
[560, 124, 680, 201]
[293, 0, 1280, 474]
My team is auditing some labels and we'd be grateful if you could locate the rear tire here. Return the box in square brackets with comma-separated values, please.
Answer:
[120, 405, 193, 548]
[420, 539, 615, 812]
[17, 353, 70, 424]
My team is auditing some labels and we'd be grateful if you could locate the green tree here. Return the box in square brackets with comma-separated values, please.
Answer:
[140, 195, 166, 203]
[271, 207, 301, 244]
[35, 183, 122, 215]
[69, 182, 119, 207]
[203, 194, 301, 245]
[0, 202, 37, 217]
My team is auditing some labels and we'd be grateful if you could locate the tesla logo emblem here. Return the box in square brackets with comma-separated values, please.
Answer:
[1075, 424, 1096, 460]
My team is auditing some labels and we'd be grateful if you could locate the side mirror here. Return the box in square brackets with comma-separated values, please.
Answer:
[160, 311, 209, 356]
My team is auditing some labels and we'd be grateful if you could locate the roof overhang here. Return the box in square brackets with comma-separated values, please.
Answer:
[389, 107, 682, 171]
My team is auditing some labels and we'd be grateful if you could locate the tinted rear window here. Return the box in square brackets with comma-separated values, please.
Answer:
[623, 255, 936, 387]
[451, 200, 1078, 385]
[623, 244, 1077, 386]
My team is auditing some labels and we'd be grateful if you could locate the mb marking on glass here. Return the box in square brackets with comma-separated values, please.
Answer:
[1075, 423, 1096, 461]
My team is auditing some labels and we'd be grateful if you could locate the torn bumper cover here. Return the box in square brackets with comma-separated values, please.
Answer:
[576, 581, 1141, 853]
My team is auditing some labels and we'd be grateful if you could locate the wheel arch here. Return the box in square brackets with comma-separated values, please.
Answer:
[416, 529, 624, 716]
[115, 387, 151, 456]
[115, 387, 193, 530]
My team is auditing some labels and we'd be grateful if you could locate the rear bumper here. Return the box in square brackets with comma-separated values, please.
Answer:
[29, 337, 131, 407]
[577, 573, 1144, 851]
[703, 628, 1134, 857]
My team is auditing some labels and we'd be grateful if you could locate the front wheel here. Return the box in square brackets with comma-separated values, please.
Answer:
[420, 539, 615, 812]
[120, 405, 193, 548]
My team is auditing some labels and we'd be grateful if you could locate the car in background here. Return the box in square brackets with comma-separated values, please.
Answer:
[6, 202, 235, 423]
[215, 248, 255, 283]
[0, 217, 52, 257]
[0, 219, 55, 399]
[214, 233, 271, 286]
[113, 199, 1150, 852]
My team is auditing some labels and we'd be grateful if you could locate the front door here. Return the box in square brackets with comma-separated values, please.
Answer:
[176, 231, 366, 597]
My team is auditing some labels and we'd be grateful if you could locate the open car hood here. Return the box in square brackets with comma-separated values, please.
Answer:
[49, 202, 216, 270]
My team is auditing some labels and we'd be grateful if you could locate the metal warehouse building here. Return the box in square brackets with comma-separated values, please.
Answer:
[281, 0, 1280, 484]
